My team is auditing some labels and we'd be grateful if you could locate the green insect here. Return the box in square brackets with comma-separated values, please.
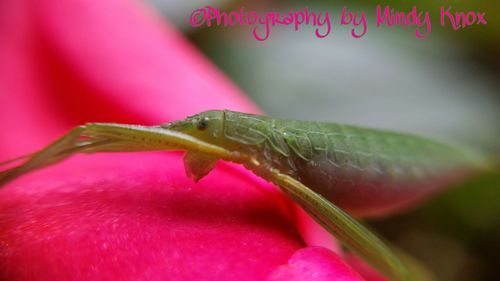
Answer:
[0, 110, 490, 281]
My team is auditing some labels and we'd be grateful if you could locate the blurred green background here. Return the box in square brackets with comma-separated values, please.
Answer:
[150, 1, 499, 280]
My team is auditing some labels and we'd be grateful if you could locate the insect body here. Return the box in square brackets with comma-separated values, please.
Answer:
[163, 110, 486, 217]
[0, 110, 489, 281]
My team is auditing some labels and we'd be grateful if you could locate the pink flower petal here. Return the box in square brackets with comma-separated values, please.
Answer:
[0, 0, 365, 280]
[0, 153, 303, 280]
[30, 0, 260, 123]
[268, 247, 365, 281]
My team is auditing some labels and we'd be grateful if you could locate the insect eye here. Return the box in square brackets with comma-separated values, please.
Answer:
[196, 117, 209, 131]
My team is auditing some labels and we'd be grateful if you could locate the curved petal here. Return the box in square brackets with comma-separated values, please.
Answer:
[268, 247, 365, 281]
[0, 0, 357, 280]
[0, 153, 303, 280]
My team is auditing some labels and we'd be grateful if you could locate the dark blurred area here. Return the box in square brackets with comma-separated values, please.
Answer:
[149, 1, 499, 280]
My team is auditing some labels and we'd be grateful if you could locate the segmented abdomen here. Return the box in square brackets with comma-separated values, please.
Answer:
[222, 111, 484, 216]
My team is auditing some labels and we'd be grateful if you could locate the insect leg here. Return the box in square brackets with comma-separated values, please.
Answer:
[0, 126, 91, 185]
[82, 123, 236, 158]
[262, 168, 432, 281]
[0, 123, 238, 186]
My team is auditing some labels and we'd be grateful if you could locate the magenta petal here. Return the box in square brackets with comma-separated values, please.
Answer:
[0, 0, 260, 158]
[30, 0, 260, 124]
[0, 153, 302, 280]
[268, 247, 365, 281]
[0, 0, 366, 280]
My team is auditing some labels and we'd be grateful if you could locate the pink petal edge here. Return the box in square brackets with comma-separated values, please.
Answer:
[0, 0, 365, 280]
